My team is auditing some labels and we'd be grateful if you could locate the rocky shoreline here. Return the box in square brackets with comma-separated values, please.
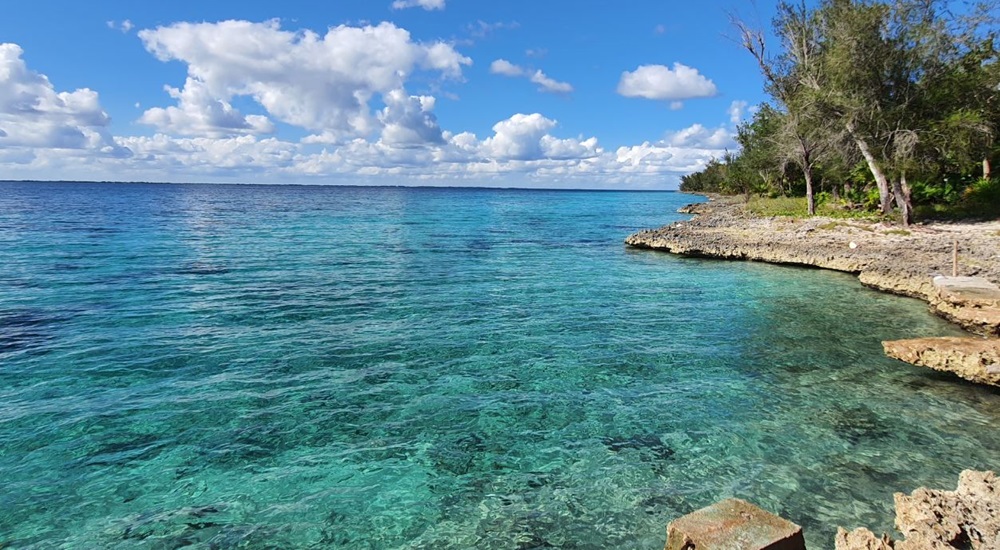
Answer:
[626, 196, 1000, 320]
[626, 196, 1000, 386]
[632, 198, 1000, 548]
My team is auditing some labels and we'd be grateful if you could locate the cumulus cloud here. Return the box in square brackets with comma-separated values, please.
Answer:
[391, 0, 445, 10]
[482, 113, 558, 160]
[489, 59, 573, 94]
[119, 134, 296, 172]
[139, 78, 275, 137]
[490, 59, 523, 77]
[137, 20, 470, 141]
[664, 123, 735, 149]
[378, 89, 444, 146]
[0, 39, 736, 188]
[617, 63, 717, 104]
[0, 43, 130, 157]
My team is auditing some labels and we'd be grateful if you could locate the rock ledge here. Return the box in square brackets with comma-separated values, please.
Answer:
[836, 470, 1000, 550]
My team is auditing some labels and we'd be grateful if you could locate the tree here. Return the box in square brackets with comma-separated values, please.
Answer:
[737, 2, 835, 215]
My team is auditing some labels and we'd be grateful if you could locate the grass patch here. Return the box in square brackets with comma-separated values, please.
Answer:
[746, 196, 885, 221]
[883, 229, 912, 236]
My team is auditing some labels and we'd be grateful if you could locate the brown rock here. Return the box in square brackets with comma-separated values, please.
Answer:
[930, 277, 1000, 337]
[894, 470, 1000, 549]
[665, 498, 805, 550]
[834, 527, 893, 550]
[836, 470, 1000, 549]
[882, 337, 1000, 387]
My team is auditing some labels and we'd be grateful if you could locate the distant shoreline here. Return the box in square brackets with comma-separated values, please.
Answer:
[626, 195, 1000, 336]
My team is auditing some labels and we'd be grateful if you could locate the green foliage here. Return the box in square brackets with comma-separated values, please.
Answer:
[692, 0, 1000, 221]
[913, 178, 1000, 220]
[908, 179, 962, 205]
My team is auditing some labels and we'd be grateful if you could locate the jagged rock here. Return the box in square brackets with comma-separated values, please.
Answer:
[836, 470, 1000, 549]
[882, 337, 1000, 387]
[834, 527, 893, 550]
[930, 277, 1000, 337]
[895, 470, 1000, 549]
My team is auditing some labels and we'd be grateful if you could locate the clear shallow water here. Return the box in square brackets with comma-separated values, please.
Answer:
[0, 182, 997, 549]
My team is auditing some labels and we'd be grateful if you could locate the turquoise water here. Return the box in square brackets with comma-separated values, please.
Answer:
[1, 182, 997, 549]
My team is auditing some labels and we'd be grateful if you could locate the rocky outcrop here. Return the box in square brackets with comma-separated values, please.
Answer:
[626, 197, 1000, 335]
[836, 470, 1000, 550]
[883, 337, 1000, 386]
[665, 499, 805, 550]
[834, 528, 893, 550]
[930, 277, 1000, 337]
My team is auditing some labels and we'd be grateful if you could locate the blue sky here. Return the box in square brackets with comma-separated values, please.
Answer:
[0, 0, 777, 189]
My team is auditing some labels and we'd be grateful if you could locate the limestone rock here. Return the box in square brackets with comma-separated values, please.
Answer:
[836, 470, 1000, 549]
[895, 470, 1000, 549]
[882, 337, 1000, 387]
[930, 277, 1000, 337]
[665, 498, 805, 550]
[834, 527, 893, 550]
[625, 197, 1000, 336]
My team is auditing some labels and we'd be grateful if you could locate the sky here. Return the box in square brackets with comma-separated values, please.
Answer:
[0, 0, 779, 189]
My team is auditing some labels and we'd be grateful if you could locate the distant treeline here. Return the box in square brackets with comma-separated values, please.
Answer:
[681, 0, 1000, 222]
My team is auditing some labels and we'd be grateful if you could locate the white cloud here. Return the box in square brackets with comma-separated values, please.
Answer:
[617, 63, 717, 104]
[119, 134, 297, 172]
[482, 113, 558, 160]
[490, 59, 523, 77]
[0, 40, 736, 189]
[391, 0, 445, 10]
[137, 20, 470, 140]
[490, 59, 573, 94]
[728, 100, 749, 124]
[106, 20, 134, 33]
[0, 43, 130, 158]
[139, 77, 275, 137]
[529, 71, 573, 94]
[664, 123, 735, 149]
[378, 89, 444, 146]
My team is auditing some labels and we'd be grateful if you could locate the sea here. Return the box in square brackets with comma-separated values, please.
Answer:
[1, 181, 998, 549]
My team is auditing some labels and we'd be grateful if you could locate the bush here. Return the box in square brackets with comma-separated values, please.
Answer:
[914, 178, 1000, 220]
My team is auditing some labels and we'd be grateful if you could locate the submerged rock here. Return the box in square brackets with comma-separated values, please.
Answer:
[665, 498, 805, 550]
[882, 337, 1000, 387]
[836, 470, 1000, 550]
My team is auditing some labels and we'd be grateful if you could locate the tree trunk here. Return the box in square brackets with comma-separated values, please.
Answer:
[985, 158, 992, 180]
[892, 172, 913, 227]
[847, 122, 893, 214]
[804, 169, 816, 216]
